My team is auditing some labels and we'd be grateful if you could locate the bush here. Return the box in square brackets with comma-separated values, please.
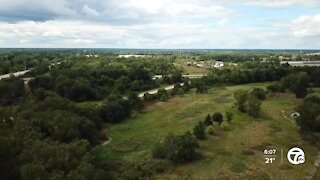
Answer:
[159, 94, 167, 101]
[225, 111, 233, 122]
[212, 112, 223, 125]
[206, 125, 216, 135]
[204, 114, 212, 126]
[234, 90, 248, 112]
[152, 132, 199, 163]
[177, 88, 184, 96]
[221, 121, 230, 131]
[250, 88, 266, 100]
[266, 82, 284, 92]
[246, 95, 262, 118]
[193, 121, 206, 139]
[151, 142, 167, 159]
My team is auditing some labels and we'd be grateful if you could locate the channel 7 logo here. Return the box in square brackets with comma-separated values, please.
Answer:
[287, 147, 305, 165]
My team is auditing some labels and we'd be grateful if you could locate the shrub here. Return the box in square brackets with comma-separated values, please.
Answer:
[204, 114, 212, 126]
[250, 88, 266, 100]
[246, 95, 262, 118]
[206, 125, 216, 135]
[177, 88, 184, 96]
[221, 121, 230, 131]
[234, 89, 248, 112]
[226, 111, 233, 122]
[152, 132, 199, 163]
[143, 93, 153, 101]
[212, 112, 223, 125]
[159, 94, 167, 101]
[152, 142, 167, 159]
[266, 82, 283, 92]
[193, 121, 206, 139]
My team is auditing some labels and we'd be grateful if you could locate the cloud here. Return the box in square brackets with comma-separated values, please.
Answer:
[0, 0, 237, 24]
[82, 5, 100, 17]
[227, 0, 320, 8]
[291, 14, 320, 38]
[0, 19, 316, 49]
[0, 0, 77, 22]
[0, 0, 320, 48]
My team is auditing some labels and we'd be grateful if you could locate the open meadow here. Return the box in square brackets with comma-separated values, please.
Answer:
[95, 83, 319, 179]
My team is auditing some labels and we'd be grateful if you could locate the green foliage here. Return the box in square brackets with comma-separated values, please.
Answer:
[122, 159, 169, 179]
[171, 72, 183, 83]
[152, 132, 199, 163]
[230, 162, 247, 173]
[0, 77, 25, 105]
[212, 112, 223, 125]
[221, 121, 230, 131]
[177, 88, 184, 97]
[250, 88, 266, 100]
[158, 89, 168, 101]
[143, 92, 154, 101]
[99, 97, 132, 123]
[234, 89, 262, 118]
[127, 91, 144, 110]
[226, 111, 233, 122]
[280, 72, 310, 98]
[193, 80, 208, 93]
[246, 95, 262, 118]
[234, 89, 249, 112]
[296, 94, 320, 135]
[206, 125, 216, 135]
[204, 114, 212, 126]
[193, 121, 206, 139]
[266, 82, 284, 92]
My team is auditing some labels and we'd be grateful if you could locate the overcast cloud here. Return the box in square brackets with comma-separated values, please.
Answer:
[0, 0, 319, 48]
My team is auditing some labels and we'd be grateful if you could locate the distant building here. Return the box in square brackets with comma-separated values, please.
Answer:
[118, 55, 148, 58]
[306, 52, 320, 56]
[152, 75, 163, 80]
[279, 56, 291, 61]
[280, 61, 320, 67]
[85, 54, 99, 58]
[213, 61, 224, 68]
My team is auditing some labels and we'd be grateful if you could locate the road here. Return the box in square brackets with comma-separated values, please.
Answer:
[0, 61, 62, 81]
[138, 83, 185, 98]
[152, 74, 205, 80]
[0, 70, 31, 80]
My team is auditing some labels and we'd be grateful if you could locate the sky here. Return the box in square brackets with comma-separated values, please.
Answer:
[0, 0, 320, 49]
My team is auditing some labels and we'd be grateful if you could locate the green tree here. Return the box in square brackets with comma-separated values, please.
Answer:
[281, 72, 310, 98]
[212, 112, 223, 125]
[296, 94, 320, 136]
[234, 89, 248, 112]
[158, 89, 168, 101]
[127, 91, 144, 110]
[246, 95, 262, 118]
[193, 121, 206, 139]
[250, 88, 266, 100]
[226, 111, 233, 122]
[204, 114, 212, 126]
[152, 132, 199, 163]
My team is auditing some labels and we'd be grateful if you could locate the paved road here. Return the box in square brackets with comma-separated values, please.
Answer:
[0, 61, 62, 81]
[153, 74, 205, 80]
[0, 70, 31, 80]
[138, 83, 184, 98]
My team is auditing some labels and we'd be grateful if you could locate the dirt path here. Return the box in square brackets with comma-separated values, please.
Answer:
[281, 110, 294, 123]
[102, 137, 112, 146]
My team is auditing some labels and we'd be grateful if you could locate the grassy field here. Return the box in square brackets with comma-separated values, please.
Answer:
[95, 83, 319, 179]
